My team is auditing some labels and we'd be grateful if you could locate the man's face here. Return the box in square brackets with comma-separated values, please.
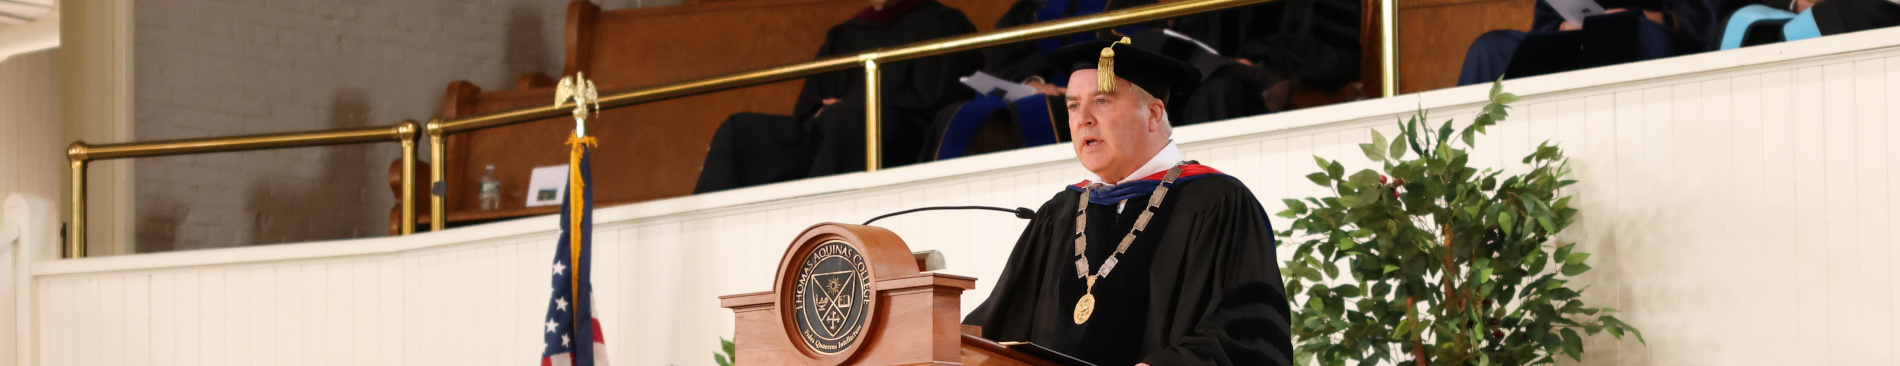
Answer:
[1065, 69, 1164, 183]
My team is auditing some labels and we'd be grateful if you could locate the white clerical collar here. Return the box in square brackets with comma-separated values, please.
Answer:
[1083, 141, 1181, 187]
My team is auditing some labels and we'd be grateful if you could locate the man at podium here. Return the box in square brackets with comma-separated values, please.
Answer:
[962, 39, 1293, 365]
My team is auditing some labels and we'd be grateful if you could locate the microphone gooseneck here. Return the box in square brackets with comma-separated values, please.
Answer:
[862, 206, 1036, 225]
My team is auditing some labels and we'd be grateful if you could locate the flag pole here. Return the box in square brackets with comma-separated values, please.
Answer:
[558, 72, 600, 350]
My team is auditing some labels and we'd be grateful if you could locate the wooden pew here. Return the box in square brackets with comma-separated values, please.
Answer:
[1396, 0, 1533, 93]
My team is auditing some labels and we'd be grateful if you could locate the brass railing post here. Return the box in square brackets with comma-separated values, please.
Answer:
[397, 120, 419, 235]
[66, 142, 88, 259]
[427, 118, 448, 232]
[1380, 0, 1399, 97]
[862, 56, 882, 172]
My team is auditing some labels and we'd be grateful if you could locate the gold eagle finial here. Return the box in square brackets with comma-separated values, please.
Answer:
[554, 72, 601, 137]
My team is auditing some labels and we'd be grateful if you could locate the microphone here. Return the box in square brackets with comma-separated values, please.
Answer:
[862, 206, 1036, 226]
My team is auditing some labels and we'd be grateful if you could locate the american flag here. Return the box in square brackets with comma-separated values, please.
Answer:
[542, 141, 608, 366]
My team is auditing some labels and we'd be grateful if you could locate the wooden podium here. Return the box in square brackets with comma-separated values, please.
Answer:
[719, 223, 1070, 365]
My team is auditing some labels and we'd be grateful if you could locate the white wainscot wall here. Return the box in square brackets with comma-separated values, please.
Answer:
[17, 27, 1900, 366]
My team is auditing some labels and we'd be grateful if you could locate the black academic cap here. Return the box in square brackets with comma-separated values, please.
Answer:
[1049, 37, 1201, 102]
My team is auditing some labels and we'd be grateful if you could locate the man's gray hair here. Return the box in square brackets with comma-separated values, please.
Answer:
[1129, 83, 1173, 136]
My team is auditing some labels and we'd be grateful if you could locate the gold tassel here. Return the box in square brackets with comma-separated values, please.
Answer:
[1097, 37, 1132, 94]
[564, 134, 598, 312]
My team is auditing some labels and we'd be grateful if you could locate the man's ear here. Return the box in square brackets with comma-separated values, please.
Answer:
[1147, 99, 1168, 132]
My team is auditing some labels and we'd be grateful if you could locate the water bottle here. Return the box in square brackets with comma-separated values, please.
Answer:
[480, 164, 501, 211]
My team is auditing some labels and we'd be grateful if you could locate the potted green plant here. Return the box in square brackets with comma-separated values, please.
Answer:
[1277, 81, 1642, 365]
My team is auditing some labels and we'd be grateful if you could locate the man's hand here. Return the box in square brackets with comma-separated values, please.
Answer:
[1026, 80, 1066, 96]
[813, 98, 841, 118]
[1794, 0, 1822, 13]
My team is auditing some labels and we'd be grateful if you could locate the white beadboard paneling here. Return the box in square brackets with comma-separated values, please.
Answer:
[74, 279, 97, 366]
[1851, 59, 1892, 364]
[1790, 66, 1832, 363]
[100, 277, 125, 366]
[21, 27, 1900, 366]
[201, 271, 227, 366]
[1890, 56, 1900, 362]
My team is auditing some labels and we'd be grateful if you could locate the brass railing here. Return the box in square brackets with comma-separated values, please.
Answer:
[65, 0, 1402, 256]
[65, 121, 421, 258]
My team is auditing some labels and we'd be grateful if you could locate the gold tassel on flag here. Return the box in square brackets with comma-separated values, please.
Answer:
[565, 134, 596, 307]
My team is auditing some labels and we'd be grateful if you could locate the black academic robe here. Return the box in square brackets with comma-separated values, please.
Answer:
[982, 0, 1160, 84]
[964, 174, 1293, 366]
[920, 0, 1157, 161]
[694, 0, 979, 193]
[1167, 0, 1362, 124]
[1169, 0, 1363, 90]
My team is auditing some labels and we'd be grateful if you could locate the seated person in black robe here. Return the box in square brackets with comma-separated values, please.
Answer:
[1163, 0, 1363, 124]
[1456, 0, 1713, 86]
[1707, 0, 1900, 50]
[963, 39, 1293, 366]
[925, 0, 1157, 161]
[693, 0, 980, 193]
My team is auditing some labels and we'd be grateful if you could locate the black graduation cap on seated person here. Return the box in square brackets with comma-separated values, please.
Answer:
[1049, 37, 1201, 102]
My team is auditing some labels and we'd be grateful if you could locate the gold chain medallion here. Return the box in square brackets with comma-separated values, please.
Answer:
[1073, 276, 1097, 324]
[1070, 164, 1187, 325]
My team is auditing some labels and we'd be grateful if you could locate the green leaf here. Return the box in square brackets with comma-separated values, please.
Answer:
[1383, 264, 1400, 274]
[1307, 173, 1331, 187]
[1314, 156, 1331, 172]
[1602, 316, 1647, 344]
[1561, 262, 1593, 276]
[1565, 252, 1591, 265]
[1389, 133, 1409, 160]
[1283, 199, 1309, 214]
[1483, 103, 1510, 123]
[1324, 261, 1340, 278]
[1560, 328, 1584, 361]
[716, 354, 731, 366]
[1437, 119, 1455, 145]
[1360, 142, 1385, 162]
[1406, 119, 1427, 156]
[1526, 249, 1548, 275]
[1499, 211, 1516, 235]
[1328, 161, 1345, 179]
[1371, 130, 1391, 162]
[1494, 92, 1522, 105]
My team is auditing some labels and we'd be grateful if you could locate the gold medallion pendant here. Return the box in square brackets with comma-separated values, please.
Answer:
[1073, 276, 1097, 324]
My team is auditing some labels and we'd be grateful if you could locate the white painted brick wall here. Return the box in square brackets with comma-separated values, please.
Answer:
[132, 0, 681, 252]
